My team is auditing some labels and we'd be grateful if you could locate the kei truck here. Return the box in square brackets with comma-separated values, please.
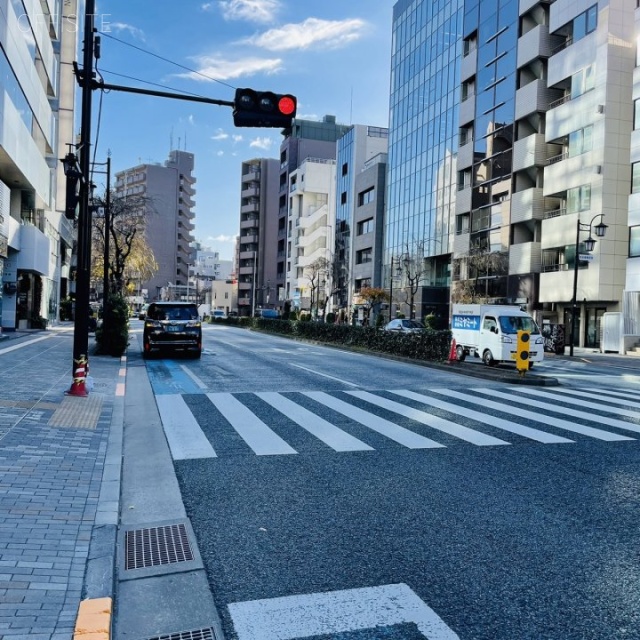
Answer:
[451, 304, 544, 367]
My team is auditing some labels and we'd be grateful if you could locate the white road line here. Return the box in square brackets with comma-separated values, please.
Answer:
[289, 363, 360, 387]
[472, 388, 640, 436]
[516, 387, 640, 421]
[304, 391, 445, 449]
[433, 389, 631, 442]
[228, 583, 459, 640]
[347, 391, 510, 446]
[555, 387, 640, 409]
[206, 393, 297, 456]
[180, 364, 208, 389]
[156, 395, 216, 460]
[0, 335, 53, 355]
[256, 392, 373, 452]
[391, 390, 573, 444]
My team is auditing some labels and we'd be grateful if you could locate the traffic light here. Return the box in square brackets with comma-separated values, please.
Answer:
[515, 330, 530, 372]
[233, 89, 297, 128]
[61, 152, 82, 220]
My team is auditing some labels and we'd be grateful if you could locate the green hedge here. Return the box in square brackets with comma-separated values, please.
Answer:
[208, 316, 451, 362]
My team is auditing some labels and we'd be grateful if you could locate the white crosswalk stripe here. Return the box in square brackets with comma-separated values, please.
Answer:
[206, 393, 297, 456]
[431, 389, 632, 442]
[155, 387, 640, 460]
[553, 387, 640, 410]
[477, 388, 640, 435]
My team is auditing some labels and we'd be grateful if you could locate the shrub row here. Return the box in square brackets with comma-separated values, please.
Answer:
[209, 316, 451, 362]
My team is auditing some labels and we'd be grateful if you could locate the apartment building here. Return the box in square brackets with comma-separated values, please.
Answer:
[0, 0, 77, 331]
[391, 0, 636, 348]
[335, 125, 389, 317]
[114, 150, 196, 302]
[278, 115, 351, 311]
[287, 157, 337, 314]
[237, 157, 279, 316]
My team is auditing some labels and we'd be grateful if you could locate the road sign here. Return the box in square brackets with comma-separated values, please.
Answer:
[578, 254, 594, 262]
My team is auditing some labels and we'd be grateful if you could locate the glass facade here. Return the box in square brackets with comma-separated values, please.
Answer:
[387, 0, 463, 317]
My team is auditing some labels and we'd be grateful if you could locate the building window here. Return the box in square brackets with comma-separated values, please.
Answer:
[357, 218, 374, 235]
[635, 99, 640, 129]
[341, 192, 347, 204]
[573, 5, 597, 42]
[571, 64, 595, 99]
[357, 187, 375, 206]
[633, 163, 640, 193]
[355, 278, 371, 292]
[630, 227, 640, 257]
[569, 125, 593, 156]
[356, 248, 372, 264]
[567, 184, 591, 212]
[342, 162, 348, 176]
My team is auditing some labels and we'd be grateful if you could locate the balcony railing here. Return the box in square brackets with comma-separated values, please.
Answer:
[544, 207, 567, 219]
[548, 94, 570, 109]
[546, 151, 568, 165]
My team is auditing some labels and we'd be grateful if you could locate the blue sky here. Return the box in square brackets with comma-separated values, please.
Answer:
[88, 0, 395, 260]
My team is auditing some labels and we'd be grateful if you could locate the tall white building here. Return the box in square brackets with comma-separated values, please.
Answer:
[0, 0, 78, 331]
[287, 157, 337, 314]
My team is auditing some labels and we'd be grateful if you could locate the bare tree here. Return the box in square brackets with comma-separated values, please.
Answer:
[451, 247, 508, 303]
[358, 286, 388, 325]
[304, 257, 330, 317]
[398, 238, 429, 319]
[92, 191, 155, 296]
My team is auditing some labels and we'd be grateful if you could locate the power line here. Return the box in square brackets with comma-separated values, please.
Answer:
[98, 31, 237, 90]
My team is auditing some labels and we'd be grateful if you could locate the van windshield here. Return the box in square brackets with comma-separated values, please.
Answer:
[499, 316, 539, 335]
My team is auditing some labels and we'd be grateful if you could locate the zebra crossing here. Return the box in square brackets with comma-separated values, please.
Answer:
[156, 386, 640, 460]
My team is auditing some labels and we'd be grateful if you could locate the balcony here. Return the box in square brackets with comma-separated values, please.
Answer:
[457, 140, 475, 170]
[459, 94, 475, 126]
[455, 184, 472, 215]
[240, 217, 259, 230]
[517, 24, 553, 68]
[513, 133, 547, 172]
[241, 186, 259, 198]
[461, 48, 477, 83]
[515, 79, 557, 121]
[241, 201, 260, 215]
[16, 224, 50, 275]
[453, 232, 470, 258]
[509, 241, 541, 275]
[511, 187, 545, 223]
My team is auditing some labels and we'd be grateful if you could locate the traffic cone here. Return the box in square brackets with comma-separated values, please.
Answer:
[448, 338, 457, 364]
[66, 355, 89, 397]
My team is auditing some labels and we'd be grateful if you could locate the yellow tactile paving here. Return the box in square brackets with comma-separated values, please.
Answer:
[74, 597, 112, 639]
[48, 394, 104, 429]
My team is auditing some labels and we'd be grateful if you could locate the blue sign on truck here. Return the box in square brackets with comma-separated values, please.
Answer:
[452, 314, 481, 330]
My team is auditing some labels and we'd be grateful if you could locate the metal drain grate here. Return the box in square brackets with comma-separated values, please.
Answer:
[124, 523, 194, 570]
[144, 629, 217, 640]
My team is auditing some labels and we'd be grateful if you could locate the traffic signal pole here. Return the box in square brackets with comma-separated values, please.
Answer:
[67, 0, 96, 396]
[69, 1, 295, 395]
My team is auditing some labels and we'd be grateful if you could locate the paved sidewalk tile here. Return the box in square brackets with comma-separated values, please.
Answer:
[0, 329, 122, 639]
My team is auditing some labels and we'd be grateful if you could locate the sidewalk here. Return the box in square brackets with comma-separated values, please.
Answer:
[0, 324, 125, 640]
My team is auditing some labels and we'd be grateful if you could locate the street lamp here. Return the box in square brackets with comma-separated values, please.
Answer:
[569, 213, 608, 356]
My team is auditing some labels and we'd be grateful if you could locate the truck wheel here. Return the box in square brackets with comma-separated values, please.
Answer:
[456, 345, 466, 362]
[482, 349, 496, 367]
[528, 361, 534, 370]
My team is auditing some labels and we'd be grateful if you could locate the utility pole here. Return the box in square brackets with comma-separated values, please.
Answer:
[67, 0, 96, 396]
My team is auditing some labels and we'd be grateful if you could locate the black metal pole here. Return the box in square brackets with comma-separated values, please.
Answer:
[389, 256, 394, 323]
[569, 217, 580, 357]
[103, 156, 111, 326]
[69, 0, 95, 395]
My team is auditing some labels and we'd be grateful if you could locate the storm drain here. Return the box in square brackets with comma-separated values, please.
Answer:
[124, 523, 194, 570]
[143, 629, 218, 640]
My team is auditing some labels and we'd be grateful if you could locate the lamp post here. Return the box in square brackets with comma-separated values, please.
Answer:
[569, 213, 608, 356]
[388, 256, 402, 322]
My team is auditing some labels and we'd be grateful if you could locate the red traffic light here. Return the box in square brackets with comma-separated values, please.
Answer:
[233, 88, 297, 128]
[278, 95, 296, 116]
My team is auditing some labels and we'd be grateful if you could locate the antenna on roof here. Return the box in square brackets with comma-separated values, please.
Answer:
[170, 127, 174, 152]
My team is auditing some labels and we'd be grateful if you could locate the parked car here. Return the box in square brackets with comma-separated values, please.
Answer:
[138, 304, 149, 320]
[211, 310, 227, 320]
[142, 302, 202, 358]
[383, 318, 425, 334]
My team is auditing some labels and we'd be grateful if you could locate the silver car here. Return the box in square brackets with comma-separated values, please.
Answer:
[384, 319, 425, 334]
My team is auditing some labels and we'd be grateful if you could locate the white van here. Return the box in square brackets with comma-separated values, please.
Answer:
[452, 304, 544, 367]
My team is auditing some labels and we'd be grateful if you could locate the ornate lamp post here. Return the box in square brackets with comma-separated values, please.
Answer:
[569, 213, 608, 356]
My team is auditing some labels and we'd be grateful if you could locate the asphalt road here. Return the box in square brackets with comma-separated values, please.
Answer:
[135, 322, 640, 640]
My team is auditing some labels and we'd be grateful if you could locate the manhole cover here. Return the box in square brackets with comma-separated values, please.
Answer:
[124, 523, 194, 570]
[144, 628, 218, 640]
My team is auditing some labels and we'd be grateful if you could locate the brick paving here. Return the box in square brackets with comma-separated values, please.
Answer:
[0, 327, 122, 640]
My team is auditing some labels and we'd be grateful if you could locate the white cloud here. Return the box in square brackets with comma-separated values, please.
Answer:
[250, 137, 273, 150]
[206, 234, 236, 244]
[219, 0, 280, 23]
[201, 2, 214, 10]
[180, 55, 283, 81]
[217, 150, 225, 156]
[211, 129, 229, 141]
[107, 21, 146, 41]
[232, 135, 243, 142]
[241, 17, 367, 51]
